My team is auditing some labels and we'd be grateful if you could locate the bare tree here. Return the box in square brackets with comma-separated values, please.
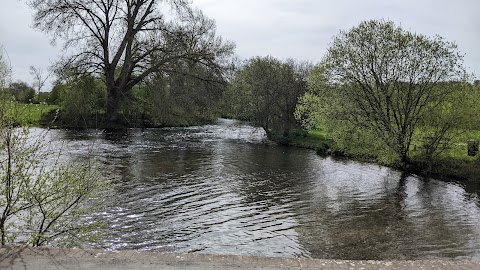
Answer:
[29, 66, 51, 93]
[29, 0, 234, 122]
[0, 47, 12, 89]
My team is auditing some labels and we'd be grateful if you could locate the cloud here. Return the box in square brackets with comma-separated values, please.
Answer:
[192, 0, 480, 76]
[0, 1, 59, 88]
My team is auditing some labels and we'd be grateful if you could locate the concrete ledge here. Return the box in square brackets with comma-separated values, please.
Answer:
[1, 245, 480, 270]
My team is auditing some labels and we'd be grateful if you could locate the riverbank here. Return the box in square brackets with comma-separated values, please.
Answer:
[2, 246, 480, 270]
[272, 129, 480, 185]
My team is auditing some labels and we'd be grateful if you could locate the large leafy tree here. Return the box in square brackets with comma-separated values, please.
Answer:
[29, 0, 234, 122]
[226, 56, 309, 136]
[320, 20, 466, 163]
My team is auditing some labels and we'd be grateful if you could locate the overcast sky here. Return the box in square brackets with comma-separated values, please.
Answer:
[1, 0, 479, 90]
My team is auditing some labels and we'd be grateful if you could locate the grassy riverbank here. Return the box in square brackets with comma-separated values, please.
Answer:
[273, 128, 480, 184]
[20, 103, 217, 129]
[271, 129, 334, 151]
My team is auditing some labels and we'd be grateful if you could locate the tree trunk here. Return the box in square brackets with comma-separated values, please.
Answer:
[0, 218, 6, 245]
[106, 87, 121, 123]
[399, 147, 410, 169]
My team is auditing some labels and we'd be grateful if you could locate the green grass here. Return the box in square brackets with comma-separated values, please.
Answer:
[293, 129, 333, 150]
[272, 128, 334, 151]
[408, 129, 480, 162]
[14, 103, 59, 126]
[445, 130, 480, 161]
[407, 130, 480, 181]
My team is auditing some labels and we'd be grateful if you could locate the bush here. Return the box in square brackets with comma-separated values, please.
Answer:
[0, 95, 107, 246]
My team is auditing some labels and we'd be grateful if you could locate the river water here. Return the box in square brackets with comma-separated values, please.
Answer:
[50, 119, 480, 261]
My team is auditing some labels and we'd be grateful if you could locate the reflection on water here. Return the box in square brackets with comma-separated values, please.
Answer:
[49, 119, 480, 260]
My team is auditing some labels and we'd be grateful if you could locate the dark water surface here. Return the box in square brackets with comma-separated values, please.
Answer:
[50, 119, 480, 260]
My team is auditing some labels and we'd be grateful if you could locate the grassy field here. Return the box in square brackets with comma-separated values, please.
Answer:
[405, 129, 480, 164]
[14, 103, 58, 126]
[443, 130, 480, 161]
[415, 130, 480, 182]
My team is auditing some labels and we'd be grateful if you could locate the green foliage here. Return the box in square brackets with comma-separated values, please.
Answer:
[47, 84, 62, 105]
[119, 61, 227, 127]
[295, 65, 332, 130]
[42, 64, 228, 128]
[301, 20, 467, 164]
[7, 81, 36, 103]
[294, 93, 322, 130]
[225, 56, 310, 136]
[274, 128, 334, 152]
[296, 65, 389, 161]
[413, 82, 479, 160]
[51, 75, 106, 127]
[0, 93, 56, 127]
[23, 164, 105, 247]
[15, 103, 58, 126]
[0, 94, 106, 247]
[34, 92, 50, 104]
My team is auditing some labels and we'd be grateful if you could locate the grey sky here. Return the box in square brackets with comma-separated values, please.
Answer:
[1, 0, 479, 90]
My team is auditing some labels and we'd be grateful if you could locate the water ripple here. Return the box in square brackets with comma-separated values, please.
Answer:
[43, 119, 480, 261]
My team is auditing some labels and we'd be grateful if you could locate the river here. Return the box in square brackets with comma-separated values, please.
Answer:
[49, 119, 480, 261]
